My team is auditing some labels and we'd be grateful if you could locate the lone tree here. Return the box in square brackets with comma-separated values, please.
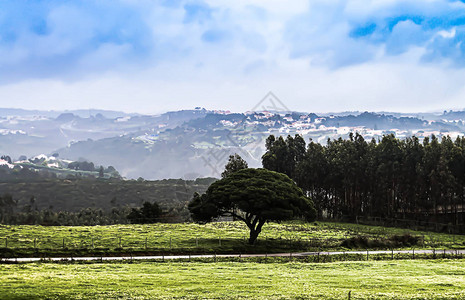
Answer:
[188, 168, 316, 244]
[221, 153, 248, 178]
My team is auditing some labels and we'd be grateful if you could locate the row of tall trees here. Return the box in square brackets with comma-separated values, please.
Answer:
[262, 133, 465, 227]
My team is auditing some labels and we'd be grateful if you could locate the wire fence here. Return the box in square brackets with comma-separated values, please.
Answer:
[0, 233, 462, 253]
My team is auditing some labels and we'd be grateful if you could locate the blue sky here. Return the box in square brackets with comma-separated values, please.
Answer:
[1, 0, 465, 113]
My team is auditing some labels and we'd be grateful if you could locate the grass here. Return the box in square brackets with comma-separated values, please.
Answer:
[0, 221, 464, 258]
[1, 259, 464, 299]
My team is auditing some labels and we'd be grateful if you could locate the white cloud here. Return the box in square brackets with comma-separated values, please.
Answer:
[2, 0, 465, 113]
[438, 28, 456, 38]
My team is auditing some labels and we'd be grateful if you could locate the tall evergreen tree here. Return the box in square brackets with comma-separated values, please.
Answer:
[221, 154, 248, 178]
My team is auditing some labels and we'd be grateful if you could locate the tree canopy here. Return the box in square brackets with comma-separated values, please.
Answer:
[188, 168, 316, 244]
[221, 153, 248, 178]
[262, 135, 306, 179]
[127, 201, 163, 224]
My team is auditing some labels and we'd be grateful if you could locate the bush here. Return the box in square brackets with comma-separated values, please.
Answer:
[127, 202, 163, 224]
[341, 234, 421, 249]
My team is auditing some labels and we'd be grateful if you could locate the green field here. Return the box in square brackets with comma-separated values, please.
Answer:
[1, 221, 464, 258]
[1, 259, 464, 299]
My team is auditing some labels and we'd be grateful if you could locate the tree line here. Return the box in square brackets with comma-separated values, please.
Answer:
[262, 133, 465, 228]
[0, 193, 172, 226]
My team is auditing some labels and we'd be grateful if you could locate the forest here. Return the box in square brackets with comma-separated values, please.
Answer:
[262, 133, 465, 232]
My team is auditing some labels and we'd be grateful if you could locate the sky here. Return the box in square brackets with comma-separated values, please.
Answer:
[2, 0, 465, 114]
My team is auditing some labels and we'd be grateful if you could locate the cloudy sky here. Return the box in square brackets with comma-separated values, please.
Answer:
[2, 0, 465, 114]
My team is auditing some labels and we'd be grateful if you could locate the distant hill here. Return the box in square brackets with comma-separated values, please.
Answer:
[0, 153, 214, 217]
[1, 107, 465, 179]
[0, 177, 216, 216]
[55, 111, 465, 179]
[0, 154, 121, 180]
[0, 108, 137, 118]
[0, 109, 207, 158]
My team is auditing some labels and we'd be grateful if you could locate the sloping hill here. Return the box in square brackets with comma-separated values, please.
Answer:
[0, 177, 216, 213]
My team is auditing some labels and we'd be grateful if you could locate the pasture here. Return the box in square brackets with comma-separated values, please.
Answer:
[1, 259, 464, 299]
[0, 221, 464, 258]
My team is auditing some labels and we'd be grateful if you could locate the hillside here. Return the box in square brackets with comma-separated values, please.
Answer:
[0, 108, 207, 158]
[2, 108, 465, 179]
[0, 154, 121, 180]
[56, 111, 465, 179]
[0, 177, 216, 214]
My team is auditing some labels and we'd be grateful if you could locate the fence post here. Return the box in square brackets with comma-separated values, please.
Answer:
[391, 248, 393, 260]
[5, 237, 7, 248]
[63, 238, 65, 249]
[412, 248, 414, 259]
[366, 249, 369, 261]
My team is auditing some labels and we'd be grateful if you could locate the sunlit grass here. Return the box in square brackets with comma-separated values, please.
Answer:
[0, 221, 464, 257]
[1, 259, 464, 299]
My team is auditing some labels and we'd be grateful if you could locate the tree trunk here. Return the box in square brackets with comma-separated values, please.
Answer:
[248, 229, 260, 245]
[247, 219, 265, 245]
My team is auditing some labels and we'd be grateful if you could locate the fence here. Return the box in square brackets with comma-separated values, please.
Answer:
[0, 233, 461, 255]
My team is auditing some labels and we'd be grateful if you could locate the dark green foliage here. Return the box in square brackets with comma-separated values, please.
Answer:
[263, 133, 465, 231]
[68, 161, 95, 171]
[188, 168, 316, 244]
[340, 234, 421, 249]
[0, 177, 216, 225]
[0, 194, 15, 223]
[221, 153, 248, 178]
[262, 134, 306, 178]
[127, 202, 163, 224]
[7, 207, 130, 226]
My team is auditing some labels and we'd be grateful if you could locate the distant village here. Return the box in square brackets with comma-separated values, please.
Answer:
[212, 110, 465, 145]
